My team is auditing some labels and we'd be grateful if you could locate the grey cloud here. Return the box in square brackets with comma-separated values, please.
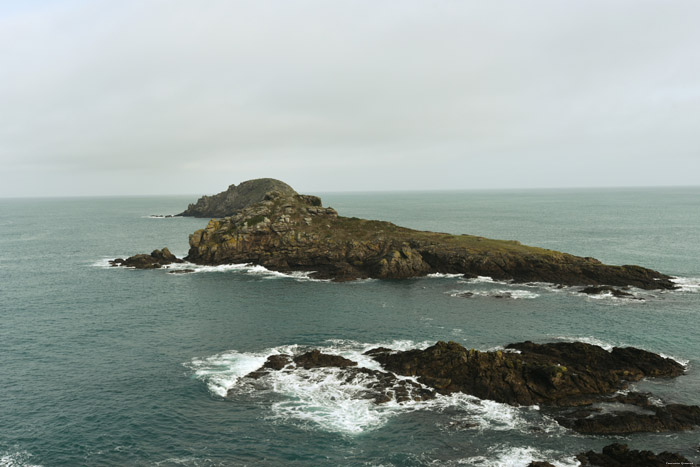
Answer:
[1, 0, 699, 196]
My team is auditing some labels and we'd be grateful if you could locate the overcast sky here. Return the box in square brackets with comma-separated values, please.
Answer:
[1, 0, 699, 197]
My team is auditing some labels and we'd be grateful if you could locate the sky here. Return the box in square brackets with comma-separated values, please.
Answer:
[1, 0, 699, 197]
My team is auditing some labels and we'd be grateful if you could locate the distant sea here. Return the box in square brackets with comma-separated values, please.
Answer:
[1, 187, 699, 466]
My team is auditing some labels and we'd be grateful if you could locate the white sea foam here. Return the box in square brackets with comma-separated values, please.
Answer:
[91, 257, 115, 268]
[457, 445, 579, 467]
[659, 353, 690, 367]
[449, 289, 540, 299]
[96, 257, 330, 281]
[553, 335, 616, 351]
[186, 345, 300, 397]
[425, 273, 464, 279]
[671, 276, 700, 292]
[462, 275, 500, 284]
[0, 451, 42, 467]
[186, 339, 557, 435]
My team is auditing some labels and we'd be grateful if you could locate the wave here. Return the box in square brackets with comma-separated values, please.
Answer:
[0, 450, 42, 467]
[458, 445, 579, 467]
[449, 289, 540, 299]
[671, 276, 700, 292]
[425, 272, 465, 279]
[553, 335, 617, 351]
[185, 340, 554, 435]
[93, 257, 329, 282]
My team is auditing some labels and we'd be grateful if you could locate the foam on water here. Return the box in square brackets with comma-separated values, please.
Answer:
[671, 276, 700, 292]
[163, 261, 330, 281]
[458, 445, 579, 467]
[187, 339, 556, 435]
[449, 289, 540, 299]
[553, 335, 616, 351]
[95, 257, 329, 282]
[0, 451, 42, 467]
[186, 345, 300, 397]
[425, 273, 464, 279]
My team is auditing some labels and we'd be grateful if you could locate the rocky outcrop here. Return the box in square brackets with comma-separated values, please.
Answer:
[574, 443, 691, 466]
[234, 341, 695, 436]
[366, 340, 696, 435]
[182, 182, 676, 288]
[240, 351, 436, 404]
[368, 341, 684, 406]
[110, 248, 183, 269]
[177, 178, 299, 218]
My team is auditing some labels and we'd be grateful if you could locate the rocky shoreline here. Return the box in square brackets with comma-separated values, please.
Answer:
[115, 179, 677, 288]
[241, 340, 697, 436]
[239, 340, 697, 464]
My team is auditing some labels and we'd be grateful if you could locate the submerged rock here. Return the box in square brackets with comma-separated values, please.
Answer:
[579, 285, 641, 299]
[575, 443, 690, 466]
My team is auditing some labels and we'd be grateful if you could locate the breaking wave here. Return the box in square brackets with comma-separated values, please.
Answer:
[0, 450, 42, 467]
[457, 445, 579, 467]
[185, 340, 557, 435]
[671, 276, 700, 293]
[450, 289, 540, 299]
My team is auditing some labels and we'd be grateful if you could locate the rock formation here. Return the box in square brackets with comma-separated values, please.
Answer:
[110, 248, 182, 269]
[240, 350, 436, 404]
[368, 341, 684, 406]
[367, 340, 698, 435]
[180, 181, 676, 288]
[177, 178, 298, 218]
[236, 340, 697, 436]
[574, 443, 691, 466]
[114, 178, 677, 288]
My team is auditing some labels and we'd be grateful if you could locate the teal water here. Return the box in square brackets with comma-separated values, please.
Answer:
[1, 188, 699, 466]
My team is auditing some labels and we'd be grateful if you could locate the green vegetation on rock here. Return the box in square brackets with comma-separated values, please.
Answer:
[182, 180, 676, 288]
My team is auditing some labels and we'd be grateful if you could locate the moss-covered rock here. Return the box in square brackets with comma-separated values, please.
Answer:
[183, 182, 676, 289]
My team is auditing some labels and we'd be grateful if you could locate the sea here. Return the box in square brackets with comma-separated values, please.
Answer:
[1, 187, 699, 466]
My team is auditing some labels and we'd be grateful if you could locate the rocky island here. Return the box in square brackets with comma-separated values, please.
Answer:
[116, 178, 676, 289]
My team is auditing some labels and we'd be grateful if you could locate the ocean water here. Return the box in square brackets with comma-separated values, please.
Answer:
[1, 187, 699, 466]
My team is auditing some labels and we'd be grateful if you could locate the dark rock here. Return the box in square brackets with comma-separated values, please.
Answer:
[111, 248, 183, 269]
[167, 269, 195, 274]
[371, 340, 684, 406]
[363, 347, 393, 356]
[579, 285, 640, 298]
[575, 443, 690, 466]
[561, 403, 700, 435]
[368, 340, 696, 435]
[240, 350, 435, 404]
[455, 292, 474, 298]
[177, 178, 297, 218]
[293, 350, 357, 369]
[527, 462, 556, 467]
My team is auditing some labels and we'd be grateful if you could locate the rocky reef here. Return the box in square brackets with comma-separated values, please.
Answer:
[573, 443, 691, 466]
[176, 179, 676, 288]
[238, 340, 697, 437]
[528, 443, 692, 466]
[177, 178, 298, 218]
[109, 248, 182, 269]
